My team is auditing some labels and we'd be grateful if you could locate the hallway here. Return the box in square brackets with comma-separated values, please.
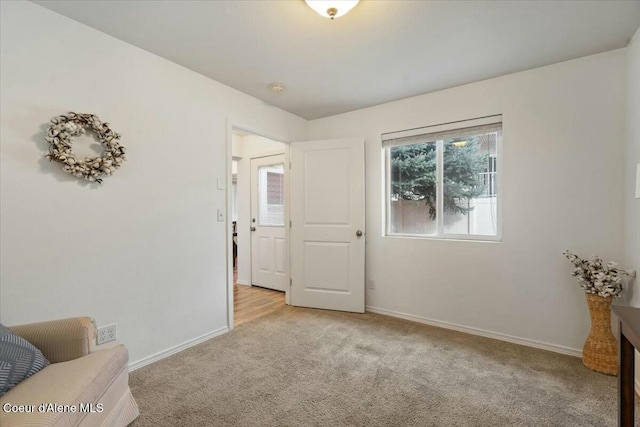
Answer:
[233, 283, 285, 327]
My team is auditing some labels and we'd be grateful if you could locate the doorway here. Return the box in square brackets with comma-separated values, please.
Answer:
[231, 130, 287, 327]
[227, 126, 366, 331]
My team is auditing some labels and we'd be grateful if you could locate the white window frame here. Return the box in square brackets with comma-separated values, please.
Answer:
[383, 116, 503, 242]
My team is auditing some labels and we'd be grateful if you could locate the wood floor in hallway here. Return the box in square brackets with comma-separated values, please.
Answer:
[234, 282, 286, 327]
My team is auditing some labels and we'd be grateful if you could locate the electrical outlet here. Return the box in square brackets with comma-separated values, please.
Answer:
[97, 323, 117, 345]
[368, 279, 376, 290]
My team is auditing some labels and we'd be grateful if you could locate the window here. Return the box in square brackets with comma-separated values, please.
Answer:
[384, 116, 501, 240]
[258, 164, 285, 226]
[266, 171, 284, 205]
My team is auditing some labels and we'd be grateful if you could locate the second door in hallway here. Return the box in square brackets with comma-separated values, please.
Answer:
[250, 154, 288, 291]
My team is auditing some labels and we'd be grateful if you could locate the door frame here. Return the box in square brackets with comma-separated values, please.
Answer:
[225, 119, 290, 331]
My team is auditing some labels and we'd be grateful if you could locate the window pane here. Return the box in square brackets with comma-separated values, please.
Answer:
[258, 164, 284, 226]
[442, 131, 499, 236]
[389, 142, 437, 235]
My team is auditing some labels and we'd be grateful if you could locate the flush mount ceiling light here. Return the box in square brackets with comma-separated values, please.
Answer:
[305, 0, 359, 20]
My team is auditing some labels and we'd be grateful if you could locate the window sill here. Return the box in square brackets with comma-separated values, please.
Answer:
[384, 233, 502, 243]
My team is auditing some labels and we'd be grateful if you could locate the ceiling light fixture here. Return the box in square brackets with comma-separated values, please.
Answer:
[305, 0, 359, 20]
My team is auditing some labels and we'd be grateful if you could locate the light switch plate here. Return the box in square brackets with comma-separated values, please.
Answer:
[217, 177, 224, 190]
[217, 209, 224, 221]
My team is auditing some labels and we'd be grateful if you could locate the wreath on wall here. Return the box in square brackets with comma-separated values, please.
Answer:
[45, 112, 126, 183]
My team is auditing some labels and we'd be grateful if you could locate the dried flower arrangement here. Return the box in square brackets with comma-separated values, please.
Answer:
[45, 112, 126, 183]
[563, 250, 636, 298]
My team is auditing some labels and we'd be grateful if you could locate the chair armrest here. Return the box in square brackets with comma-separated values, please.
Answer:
[8, 317, 96, 363]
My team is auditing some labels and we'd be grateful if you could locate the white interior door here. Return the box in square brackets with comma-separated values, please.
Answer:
[290, 138, 365, 313]
[251, 154, 288, 291]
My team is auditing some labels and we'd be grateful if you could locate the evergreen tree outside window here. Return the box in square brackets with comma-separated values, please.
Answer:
[384, 116, 501, 240]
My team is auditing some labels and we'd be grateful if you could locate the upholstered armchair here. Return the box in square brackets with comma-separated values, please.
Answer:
[0, 317, 139, 427]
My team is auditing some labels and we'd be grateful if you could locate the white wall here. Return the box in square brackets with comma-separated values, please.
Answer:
[626, 28, 640, 306]
[625, 27, 640, 386]
[0, 1, 307, 366]
[233, 134, 286, 285]
[309, 49, 627, 354]
[232, 160, 238, 222]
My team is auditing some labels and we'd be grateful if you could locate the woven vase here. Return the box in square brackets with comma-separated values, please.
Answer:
[582, 294, 617, 375]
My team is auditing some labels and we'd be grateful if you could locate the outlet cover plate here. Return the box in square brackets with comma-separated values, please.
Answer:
[97, 323, 117, 345]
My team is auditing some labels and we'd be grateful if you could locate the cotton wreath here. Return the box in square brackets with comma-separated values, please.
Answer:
[45, 112, 126, 183]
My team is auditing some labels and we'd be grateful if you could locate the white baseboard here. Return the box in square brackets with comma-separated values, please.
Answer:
[235, 280, 250, 286]
[365, 305, 582, 357]
[128, 326, 229, 371]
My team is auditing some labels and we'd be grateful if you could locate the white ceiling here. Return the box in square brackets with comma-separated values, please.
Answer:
[33, 0, 640, 120]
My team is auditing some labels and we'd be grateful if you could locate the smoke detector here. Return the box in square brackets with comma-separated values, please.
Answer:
[269, 83, 285, 93]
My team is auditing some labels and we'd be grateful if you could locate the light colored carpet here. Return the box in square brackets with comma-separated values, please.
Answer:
[129, 306, 638, 426]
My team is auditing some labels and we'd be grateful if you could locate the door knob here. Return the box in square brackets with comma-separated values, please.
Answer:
[356, 230, 363, 237]
[250, 227, 256, 232]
